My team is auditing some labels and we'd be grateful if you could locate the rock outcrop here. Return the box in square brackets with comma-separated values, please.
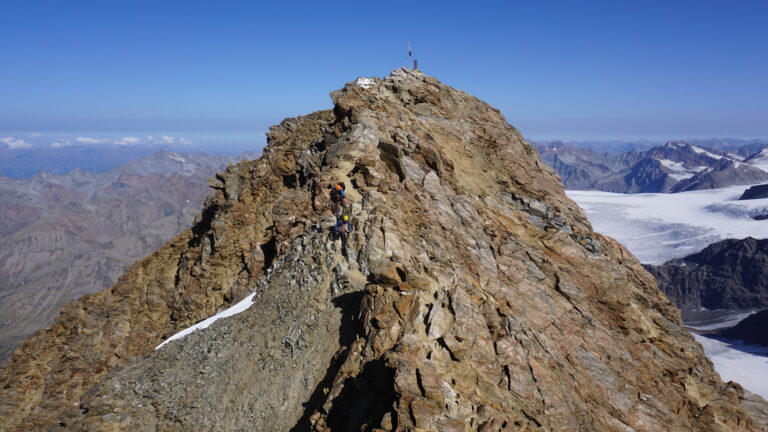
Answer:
[719, 309, 768, 347]
[740, 184, 768, 200]
[1, 70, 767, 431]
[646, 237, 768, 314]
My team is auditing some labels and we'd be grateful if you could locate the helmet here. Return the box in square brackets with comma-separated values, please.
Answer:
[343, 215, 349, 222]
[335, 184, 342, 191]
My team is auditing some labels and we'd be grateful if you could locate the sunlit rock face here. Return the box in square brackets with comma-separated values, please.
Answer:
[1, 70, 766, 431]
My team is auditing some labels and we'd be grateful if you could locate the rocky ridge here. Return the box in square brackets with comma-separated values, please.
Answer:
[646, 237, 768, 314]
[1, 70, 767, 431]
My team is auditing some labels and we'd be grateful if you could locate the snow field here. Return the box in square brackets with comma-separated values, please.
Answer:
[568, 185, 768, 264]
[693, 334, 768, 400]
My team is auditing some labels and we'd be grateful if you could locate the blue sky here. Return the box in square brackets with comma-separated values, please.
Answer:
[1, 0, 766, 149]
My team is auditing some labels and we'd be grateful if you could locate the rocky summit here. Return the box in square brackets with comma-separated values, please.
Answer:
[1, 69, 767, 431]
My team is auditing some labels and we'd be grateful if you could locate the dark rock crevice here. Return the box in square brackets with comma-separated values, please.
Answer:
[325, 358, 397, 432]
[291, 291, 367, 432]
[259, 236, 278, 274]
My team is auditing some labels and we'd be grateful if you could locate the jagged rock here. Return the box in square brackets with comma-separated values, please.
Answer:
[646, 237, 768, 314]
[534, 141, 768, 193]
[1, 70, 766, 431]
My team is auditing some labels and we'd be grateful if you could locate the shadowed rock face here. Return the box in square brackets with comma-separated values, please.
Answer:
[646, 237, 768, 313]
[719, 309, 768, 347]
[741, 184, 768, 200]
[1, 70, 767, 431]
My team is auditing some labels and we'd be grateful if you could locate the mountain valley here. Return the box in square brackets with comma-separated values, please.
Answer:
[0, 150, 254, 362]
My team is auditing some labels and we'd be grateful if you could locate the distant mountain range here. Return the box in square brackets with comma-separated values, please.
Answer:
[0, 144, 258, 178]
[533, 140, 768, 193]
[0, 150, 255, 362]
[542, 138, 768, 155]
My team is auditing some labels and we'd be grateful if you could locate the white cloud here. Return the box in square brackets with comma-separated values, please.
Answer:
[51, 139, 73, 148]
[1, 136, 33, 149]
[74, 136, 108, 144]
[30, 132, 42, 137]
[114, 136, 142, 146]
[42, 135, 199, 148]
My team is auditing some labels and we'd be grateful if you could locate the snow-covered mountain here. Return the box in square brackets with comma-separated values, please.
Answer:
[536, 141, 768, 193]
[745, 148, 768, 172]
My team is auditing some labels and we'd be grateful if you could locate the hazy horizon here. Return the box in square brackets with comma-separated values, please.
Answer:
[2, 1, 767, 142]
[2, 131, 767, 155]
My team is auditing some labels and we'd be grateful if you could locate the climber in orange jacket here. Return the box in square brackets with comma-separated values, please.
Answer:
[328, 182, 347, 214]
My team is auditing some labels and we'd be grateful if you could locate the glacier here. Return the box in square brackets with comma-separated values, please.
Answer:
[568, 185, 768, 264]
[569, 184, 768, 400]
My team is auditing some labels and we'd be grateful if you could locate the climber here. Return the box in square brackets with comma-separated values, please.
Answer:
[328, 182, 347, 214]
[334, 214, 351, 237]
[334, 214, 352, 253]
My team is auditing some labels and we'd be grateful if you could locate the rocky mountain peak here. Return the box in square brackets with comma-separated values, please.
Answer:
[1, 69, 766, 431]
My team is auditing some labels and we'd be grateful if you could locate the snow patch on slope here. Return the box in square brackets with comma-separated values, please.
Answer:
[156, 293, 256, 349]
[355, 77, 375, 89]
[657, 159, 707, 181]
[690, 145, 724, 160]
